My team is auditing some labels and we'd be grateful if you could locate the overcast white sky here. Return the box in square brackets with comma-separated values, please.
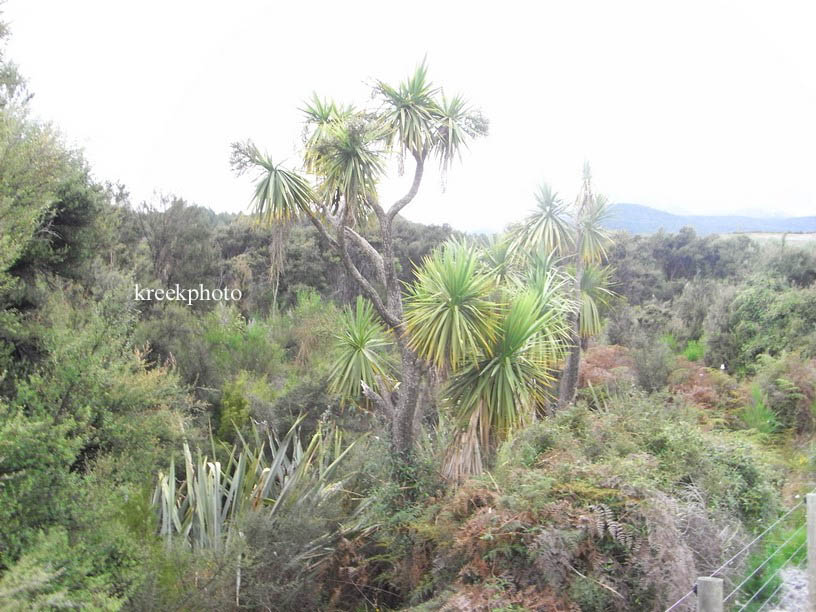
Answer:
[3, 1, 815, 232]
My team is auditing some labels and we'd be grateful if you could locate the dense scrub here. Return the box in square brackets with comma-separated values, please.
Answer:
[2, 18, 816, 611]
[312, 390, 781, 611]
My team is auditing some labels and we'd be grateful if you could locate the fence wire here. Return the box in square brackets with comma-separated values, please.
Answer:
[734, 540, 806, 611]
[663, 492, 812, 612]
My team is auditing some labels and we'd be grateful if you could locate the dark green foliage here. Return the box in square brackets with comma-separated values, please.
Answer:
[669, 278, 716, 343]
[754, 353, 816, 433]
[704, 281, 816, 372]
[0, 281, 189, 565]
[608, 229, 760, 306]
[131, 196, 222, 291]
[763, 245, 816, 288]
[202, 306, 285, 386]
[9, 157, 108, 284]
[217, 375, 251, 441]
[133, 303, 214, 387]
[238, 502, 343, 611]
[568, 575, 613, 612]
[0, 402, 82, 566]
[741, 385, 779, 435]
[604, 302, 637, 346]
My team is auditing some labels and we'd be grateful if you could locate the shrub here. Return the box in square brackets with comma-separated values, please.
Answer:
[604, 304, 637, 346]
[568, 575, 613, 612]
[0, 285, 189, 565]
[682, 339, 705, 362]
[755, 353, 816, 433]
[134, 303, 214, 388]
[633, 337, 674, 392]
[670, 279, 716, 343]
[705, 282, 816, 373]
[217, 374, 251, 441]
[369, 389, 780, 611]
[702, 284, 740, 369]
[763, 245, 816, 288]
[0, 529, 128, 610]
[239, 500, 344, 611]
[287, 288, 339, 367]
[634, 302, 673, 335]
[203, 304, 285, 386]
[578, 345, 636, 392]
[740, 385, 779, 434]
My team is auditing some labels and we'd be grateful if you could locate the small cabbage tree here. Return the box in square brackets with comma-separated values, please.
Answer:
[509, 164, 614, 408]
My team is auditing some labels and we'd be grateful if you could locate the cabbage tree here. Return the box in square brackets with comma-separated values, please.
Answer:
[233, 62, 487, 460]
[509, 165, 613, 408]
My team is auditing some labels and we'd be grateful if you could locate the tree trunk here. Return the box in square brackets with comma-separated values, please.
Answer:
[329, 157, 427, 468]
[557, 264, 583, 409]
[391, 347, 422, 459]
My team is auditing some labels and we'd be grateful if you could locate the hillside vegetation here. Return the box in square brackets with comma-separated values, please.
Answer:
[2, 27, 816, 612]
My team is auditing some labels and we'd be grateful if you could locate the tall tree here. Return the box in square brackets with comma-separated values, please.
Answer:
[510, 164, 613, 409]
[233, 62, 487, 460]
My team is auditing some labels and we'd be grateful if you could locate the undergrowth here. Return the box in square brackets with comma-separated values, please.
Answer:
[329, 388, 784, 611]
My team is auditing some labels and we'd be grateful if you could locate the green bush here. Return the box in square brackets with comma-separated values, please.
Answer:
[633, 338, 674, 392]
[133, 303, 214, 388]
[0, 529, 127, 610]
[503, 390, 780, 526]
[0, 285, 189, 565]
[705, 281, 816, 373]
[217, 374, 251, 441]
[763, 245, 816, 288]
[393, 390, 781, 610]
[660, 332, 679, 352]
[568, 575, 613, 612]
[203, 304, 285, 386]
[604, 304, 637, 346]
[741, 385, 779, 434]
[682, 339, 705, 362]
[670, 279, 716, 343]
[755, 353, 816, 432]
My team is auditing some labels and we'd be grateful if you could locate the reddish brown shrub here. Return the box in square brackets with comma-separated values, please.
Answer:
[579, 345, 636, 389]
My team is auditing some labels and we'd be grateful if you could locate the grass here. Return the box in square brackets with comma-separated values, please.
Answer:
[659, 333, 678, 352]
[659, 335, 704, 362]
[741, 386, 779, 434]
[681, 339, 705, 362]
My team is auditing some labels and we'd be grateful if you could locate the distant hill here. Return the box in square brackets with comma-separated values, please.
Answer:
[605, 203, 816, 235]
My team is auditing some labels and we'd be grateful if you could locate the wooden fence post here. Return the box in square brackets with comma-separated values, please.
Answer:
[697, 576, 723, 612]
[808, 493, 816, 611]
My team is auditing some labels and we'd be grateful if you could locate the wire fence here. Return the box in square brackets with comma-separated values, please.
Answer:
[664, 491, 813, 612]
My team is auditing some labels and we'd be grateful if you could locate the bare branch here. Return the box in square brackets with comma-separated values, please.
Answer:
[344, 226, 387, 288]
[300, 195, 396, 328]
[387, 153, 424, 222]
[367, 195, 386, 223]
[336, 205, 400, 329]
